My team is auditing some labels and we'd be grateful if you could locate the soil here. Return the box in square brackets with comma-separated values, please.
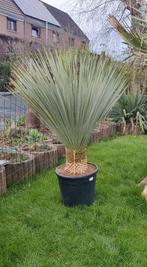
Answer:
[0, 152, 28, 163]
[57, 163, 97, 177]
[0, 137, 12, 147]
[21, 143, 51, 152]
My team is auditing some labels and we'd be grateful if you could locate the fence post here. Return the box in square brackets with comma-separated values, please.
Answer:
[0, 166, 6, 194]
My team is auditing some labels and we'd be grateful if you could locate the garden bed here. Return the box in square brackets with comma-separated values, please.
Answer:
[0, 152, 35, 187]
[53, 144, 66, 160]
[117, 122, 141, 135]
[90, 122, 117, 144]
[22, 145, 58, 173]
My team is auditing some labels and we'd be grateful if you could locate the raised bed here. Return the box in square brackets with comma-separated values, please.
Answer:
[52, 144, 65, 160]
[21, 145, 58, 173]
[32, 145, 58, 173]
[89, 122, 117, 144]
[0, 152, 35, 187]
[90, 129, 102, 144]
[46, 137, 66, 160]
[116, 122, 141, 135]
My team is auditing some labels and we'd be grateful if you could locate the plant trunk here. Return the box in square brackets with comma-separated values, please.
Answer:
[63, 148, 88, 176]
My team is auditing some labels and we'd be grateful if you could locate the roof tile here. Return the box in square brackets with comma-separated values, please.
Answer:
[0, 0, 23, 16]
[14, 0, 60, 26]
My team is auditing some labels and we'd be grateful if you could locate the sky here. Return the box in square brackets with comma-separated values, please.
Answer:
[42, 0, 68, 11]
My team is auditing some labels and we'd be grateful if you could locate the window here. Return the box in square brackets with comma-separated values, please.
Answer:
[52, 31, 59, 43]
[7, 18, 16, 32]
[32, 26, 40, 38]
[69, 37, 74, 47]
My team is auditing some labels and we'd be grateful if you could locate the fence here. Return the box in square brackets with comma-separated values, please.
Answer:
[0, 92, 26, 129]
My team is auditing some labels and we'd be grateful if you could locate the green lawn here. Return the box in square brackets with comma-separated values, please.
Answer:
[0, 136, 147, 267]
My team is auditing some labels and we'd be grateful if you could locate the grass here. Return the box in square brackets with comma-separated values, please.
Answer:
[0, 135, 147, 267]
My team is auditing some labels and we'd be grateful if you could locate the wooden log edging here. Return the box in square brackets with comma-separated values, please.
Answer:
[53, 144, 66, 160]
[116, 122, 142, 135]
[4, 153, 36, 187]
[0, 166, 6, 194]
[29, 145, 58, 173]
[89, 123, 117, 144]
[0, 146, 58, 194]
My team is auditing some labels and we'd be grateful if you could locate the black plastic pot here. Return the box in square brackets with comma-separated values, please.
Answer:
[56, 163, 98, 207]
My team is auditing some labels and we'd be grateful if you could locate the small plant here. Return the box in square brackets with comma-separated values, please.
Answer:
[3, 119, 14, 139]
[3, 119, 23, 139]
[21, 142, 48, 152]
[111, 91, 147, 133]
[16, 116, 26, 126]
[26, 129, 43, 144]
[4, 118, 13, 128]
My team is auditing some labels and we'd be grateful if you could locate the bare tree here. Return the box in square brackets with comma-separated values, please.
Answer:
[68, 0, 146, 56]
[109, 2, 147, 91]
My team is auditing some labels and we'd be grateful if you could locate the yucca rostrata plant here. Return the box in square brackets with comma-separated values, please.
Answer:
[11, 49, 129, 205]
[11, 50, 127, 173]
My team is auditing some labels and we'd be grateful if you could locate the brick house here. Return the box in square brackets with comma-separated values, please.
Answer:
[43, 2, 89, 49]
[0, 0, 89, 55]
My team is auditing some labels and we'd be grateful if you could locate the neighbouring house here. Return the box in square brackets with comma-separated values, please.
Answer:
[43, 2, 89, 49]
[0, 0, 89, 55]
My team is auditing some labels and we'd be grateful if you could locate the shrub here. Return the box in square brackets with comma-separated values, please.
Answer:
[0, 62, 11, 92]
[111, 91, 147, 132]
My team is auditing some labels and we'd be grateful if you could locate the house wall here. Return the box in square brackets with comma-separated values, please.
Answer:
[0, 5, 89, 54]
[0, 12, 63, 50]
[59, 30, 89, 49]
[0, 15, 24, 39]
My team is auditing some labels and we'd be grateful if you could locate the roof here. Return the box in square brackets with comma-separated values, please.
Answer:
[0, 0, 23, 16]
[13, 0, 60, 26]
[43, 2, 89, 41]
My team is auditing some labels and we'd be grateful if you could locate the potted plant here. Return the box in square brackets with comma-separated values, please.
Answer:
[11, 49, 129, 206]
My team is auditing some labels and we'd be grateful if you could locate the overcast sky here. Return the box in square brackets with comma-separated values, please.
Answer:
[42, 0, 68, 11]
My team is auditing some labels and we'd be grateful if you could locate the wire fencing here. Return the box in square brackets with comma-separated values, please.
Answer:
[0, 92, 26, 129]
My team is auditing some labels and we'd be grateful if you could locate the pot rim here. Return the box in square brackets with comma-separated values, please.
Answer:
[55, 162, 99, 179]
